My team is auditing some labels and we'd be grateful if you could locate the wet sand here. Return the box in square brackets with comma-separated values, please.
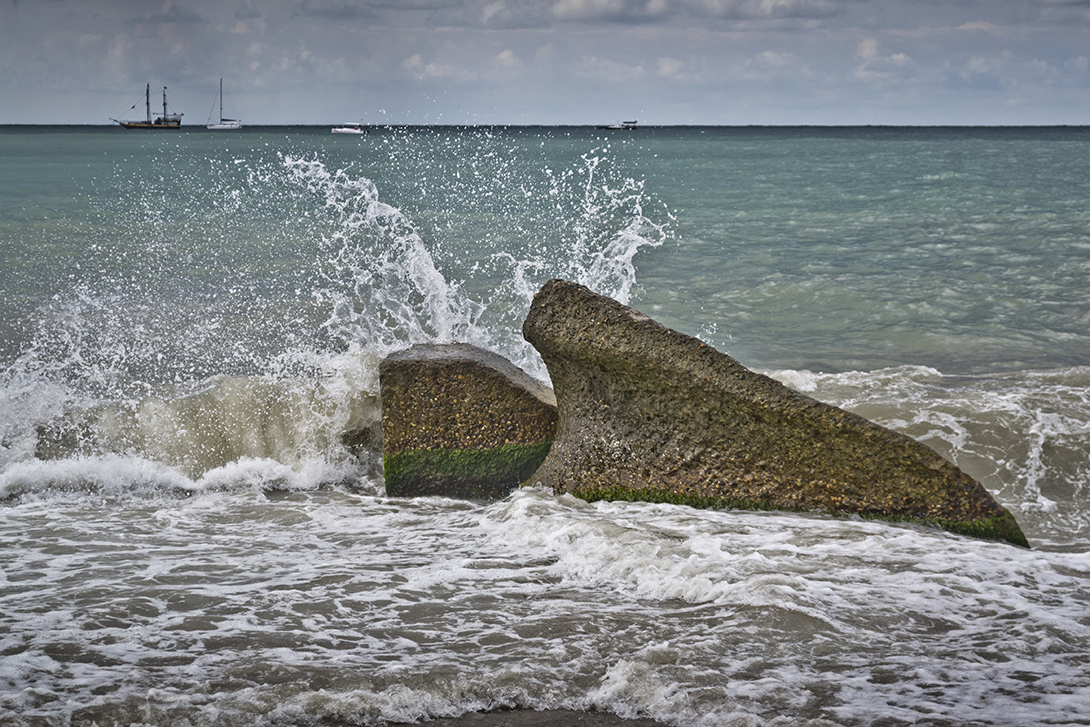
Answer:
[388, 709, 670, 727]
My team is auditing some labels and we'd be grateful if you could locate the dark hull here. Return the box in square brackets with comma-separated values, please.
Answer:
[116, 119, 182, 129]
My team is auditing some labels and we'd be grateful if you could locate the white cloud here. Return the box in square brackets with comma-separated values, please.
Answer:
[575, 55, 646, 81]
[496, 49, 525, 70]
[746, 49, 796, 72]
[855, 37, 915, 82]
[964, 55, 995, 76]
[957, 21, 1007, 35]
[741, 49, 812, 80]
[957, 52, 1020, 89]
[492, 48, 526, 78]
[402, 53, 478, 81]
[755, 50, 792, 68]
[657, 56, 684, 77]
[682, 0, 838, 20]
[857, 37, 878, 62]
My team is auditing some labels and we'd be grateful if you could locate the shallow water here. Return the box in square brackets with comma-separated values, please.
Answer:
[1, 126, 1089, 726]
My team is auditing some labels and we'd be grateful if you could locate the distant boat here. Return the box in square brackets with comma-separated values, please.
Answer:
[331, 123, 366, 135]
[112, 84, 183, 129]
[206, 79, 241, 130]
[601, 120, 638, 130]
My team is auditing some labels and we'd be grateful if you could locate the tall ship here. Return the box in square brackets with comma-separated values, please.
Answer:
[112, 84, 183, 129]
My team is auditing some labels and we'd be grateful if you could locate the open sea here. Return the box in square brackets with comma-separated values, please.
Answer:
[1, 125, 1088, 727]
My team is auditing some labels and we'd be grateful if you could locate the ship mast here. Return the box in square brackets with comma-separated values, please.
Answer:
[145, 83, 151, 124]
[162, 86, 169, 122]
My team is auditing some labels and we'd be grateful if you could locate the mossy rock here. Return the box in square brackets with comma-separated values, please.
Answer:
[521, 279, 1028, 548]
[384, 442, 552, 500]
[380, 343, 557, 500]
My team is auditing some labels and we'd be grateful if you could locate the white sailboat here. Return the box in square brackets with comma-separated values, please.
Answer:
[206, 79, 241, 130]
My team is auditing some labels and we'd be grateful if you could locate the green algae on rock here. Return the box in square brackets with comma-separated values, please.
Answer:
[380, 343, 557, 500]
[521, 279, 1029, 548]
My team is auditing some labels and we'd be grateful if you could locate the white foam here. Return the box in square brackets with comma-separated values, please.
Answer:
[0, 453, 196, 499]
[767, 365, 1090, 550]
[2, 483, 1088, 727]
[479, 488, 1090, 724]
[4, 128, 1089, 727]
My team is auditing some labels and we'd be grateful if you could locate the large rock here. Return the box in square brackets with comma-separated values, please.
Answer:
[521, 279, 1028, 547]
[380, 343, 557, 500]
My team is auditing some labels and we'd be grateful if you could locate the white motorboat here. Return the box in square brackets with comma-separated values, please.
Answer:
[332, 123, 366, 134]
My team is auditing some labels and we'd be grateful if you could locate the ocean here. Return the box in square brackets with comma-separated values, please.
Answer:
[1, 125, 1088, 727]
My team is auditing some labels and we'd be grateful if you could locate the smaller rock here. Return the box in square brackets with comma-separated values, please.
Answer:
[380, 343, 557, 500]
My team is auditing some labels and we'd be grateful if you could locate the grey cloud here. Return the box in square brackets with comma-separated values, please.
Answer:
[292, 1, 379, 21]
[907, 0, 977, 6]
[546, 0, 845, 24]
[680, 0, 840, 20]
[425, 0, 553, 28]
[3, 0, 1089, 125]
[552, 0, 672, 24]
[365, 0, 462, 8]
[131, 3, 204, 24]
[290, 0, 849, 28]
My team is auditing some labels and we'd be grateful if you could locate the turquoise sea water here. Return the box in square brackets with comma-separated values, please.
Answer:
[1, 126, 1089, 726]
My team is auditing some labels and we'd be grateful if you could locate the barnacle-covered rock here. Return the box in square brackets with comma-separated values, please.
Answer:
[521, 279, 1028, 547]
[380, 343, 557, 500]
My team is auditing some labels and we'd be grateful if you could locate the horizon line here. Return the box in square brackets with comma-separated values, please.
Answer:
[2, 122, 1088, 129]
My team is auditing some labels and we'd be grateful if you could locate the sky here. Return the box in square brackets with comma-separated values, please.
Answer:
[1, 0, 1088, 126]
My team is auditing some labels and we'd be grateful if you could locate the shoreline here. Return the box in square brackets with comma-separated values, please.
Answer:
[387, 710, 672, 727]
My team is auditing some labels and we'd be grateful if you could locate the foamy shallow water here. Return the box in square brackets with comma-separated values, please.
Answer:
[3, 126, 1089, 726]
[3, 482, 1088, 727]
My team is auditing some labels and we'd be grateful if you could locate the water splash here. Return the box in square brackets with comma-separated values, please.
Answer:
[1, 130, 670, 484]
[286, 155, 484, 352]
[296, 132, 670, 377]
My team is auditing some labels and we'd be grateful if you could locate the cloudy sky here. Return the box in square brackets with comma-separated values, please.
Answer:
[1, 0, 1088, 125]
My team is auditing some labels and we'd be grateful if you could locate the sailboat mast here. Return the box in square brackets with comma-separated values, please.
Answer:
[162, 86, 168, 121]
[145, 83, 151, 123]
